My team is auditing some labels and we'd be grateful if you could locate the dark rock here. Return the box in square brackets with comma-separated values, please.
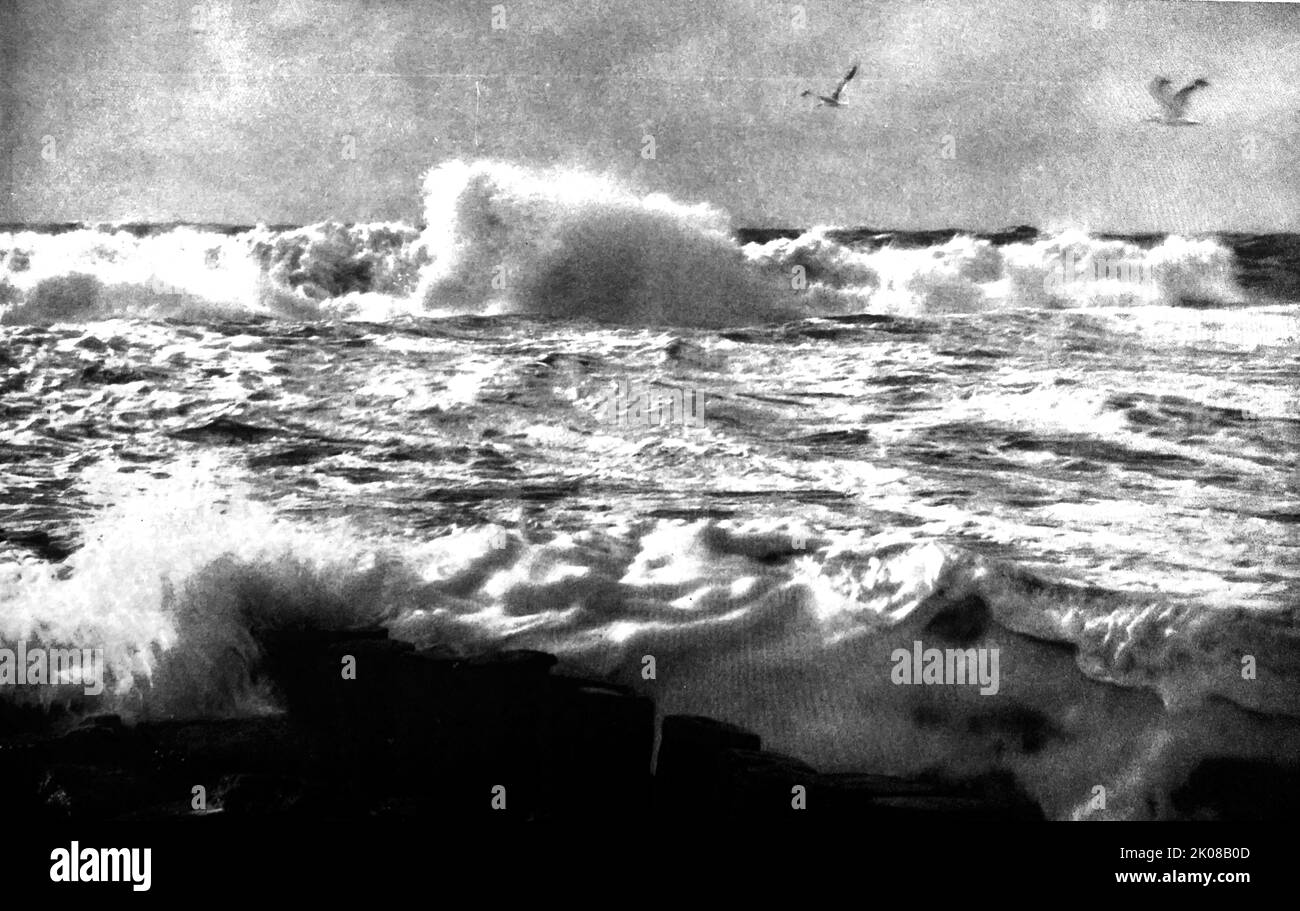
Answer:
[0, 634, 1050, 821]
[430, 650, 556, 816]
[8, 715, 313, 820]
[717, 749, 818, 817]
[1172, 757, 1300, 821]
[461, 649, 558, 674]
[257, 630, 557, 816]
[0, 733, 57, 814]
[80, 713, 124, 730]
[39, 764, 171, 820]
[258, 631, 423, 802]
[212, 773, 322, 817]
[859, 794, 1021, 819]
[54, 714, 137, 766]
[816, 768, 1043, 820]
[545, 677, 655, 820]
[658, 715, 763, 765]
[0, 697, 70, 737]
[655, 715, 763, 814]
[140, 716, 308, 792]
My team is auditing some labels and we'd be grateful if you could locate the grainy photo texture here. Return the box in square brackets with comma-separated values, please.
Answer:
[1, 0, 1297, 854]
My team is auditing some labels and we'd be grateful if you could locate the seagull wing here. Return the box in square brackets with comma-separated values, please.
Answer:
[1148, 77, 1178, 117]
[830, 63, 859, 101]
[1172, 79, 1208, 117]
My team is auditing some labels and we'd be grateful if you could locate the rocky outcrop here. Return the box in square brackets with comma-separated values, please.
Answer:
[3, 626, 1056, 821]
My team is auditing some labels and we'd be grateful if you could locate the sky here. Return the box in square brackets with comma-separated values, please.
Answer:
[4, 0, 1299, 231]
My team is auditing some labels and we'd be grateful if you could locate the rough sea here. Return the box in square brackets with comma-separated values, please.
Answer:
[2, 160, 1297, 820]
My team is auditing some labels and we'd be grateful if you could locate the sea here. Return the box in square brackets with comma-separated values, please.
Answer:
[2, 159, 1297, 820]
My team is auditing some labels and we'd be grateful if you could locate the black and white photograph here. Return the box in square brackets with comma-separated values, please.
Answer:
[1, 0, 1296, 892]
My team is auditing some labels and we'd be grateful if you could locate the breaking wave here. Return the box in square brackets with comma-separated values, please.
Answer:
[414, 160, 810, 326]
[0, 160, 1284, 327]
[743, 227, 1246, 312]
[3, 464, 1298, 819]
[0, 223, 427, 326]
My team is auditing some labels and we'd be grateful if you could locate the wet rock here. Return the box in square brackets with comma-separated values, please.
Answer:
[426, 650, 557, 816]
[39, 764, 170, 820]
[54, 713, 137, 766]
[256, 629, 420, 800]
[717, 749, 818, 817]
[655, 715, 763, 814]
[258, 630, 556, 815]
[140, 716, 307, 781]
[817, 769, 1044, 820]
[0, 733, 56, 814]
[545, 677, 655, 820]
[0, 634, 1048, 821]
[1172, 757, 1300, 821]
[212, 772, 323, 817]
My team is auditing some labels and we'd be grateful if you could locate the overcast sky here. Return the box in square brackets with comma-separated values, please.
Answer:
[5, 0, 1299, 231]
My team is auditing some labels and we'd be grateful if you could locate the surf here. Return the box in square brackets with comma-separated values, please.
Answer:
[3, 159, 1282, 328]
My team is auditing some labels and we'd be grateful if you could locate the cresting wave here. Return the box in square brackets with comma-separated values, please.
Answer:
[0, 160, 1275, 328]
[2, 466, 1298, 820]
[744, 227, 1246, 312]
[414, 160, 806, 326]
[0, 222, 428, 325]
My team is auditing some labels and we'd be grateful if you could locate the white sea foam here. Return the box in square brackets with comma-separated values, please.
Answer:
[3, 463, 1297, 819]
[413, 159, 803, 327]
[744, 227, 1247, 313]
[1, 160, 1264, 327]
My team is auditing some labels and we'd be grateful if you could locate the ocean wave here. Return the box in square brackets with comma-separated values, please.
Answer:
[3, 160, 1286, 327]
[0, 222, 426, 325]
[3, 463, 1297, 818]
[414, 159, 809, 326]
[743, 227, 1247, 312]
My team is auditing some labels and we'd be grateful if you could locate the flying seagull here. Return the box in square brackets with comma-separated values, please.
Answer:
[801, 63, 859, 107]
[1145, 76, 1210, 125]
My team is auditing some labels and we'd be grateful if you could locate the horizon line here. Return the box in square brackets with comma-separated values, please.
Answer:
[2, 221, 1296, 238]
